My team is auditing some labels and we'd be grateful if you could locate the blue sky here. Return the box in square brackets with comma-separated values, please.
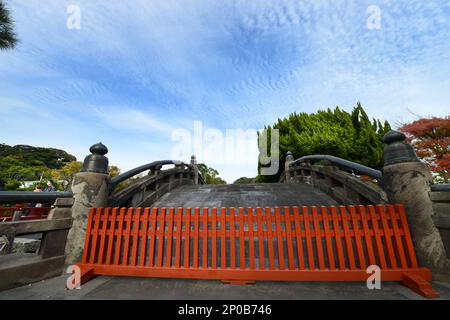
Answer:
[1, 0, 449, 182]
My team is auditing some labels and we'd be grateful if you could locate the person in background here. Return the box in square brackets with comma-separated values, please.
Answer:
[44, 180, 56, 192]
[42, 181, 56, 208]
[34, 184, 43, 208]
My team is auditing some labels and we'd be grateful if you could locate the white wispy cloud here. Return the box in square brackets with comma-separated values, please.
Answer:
[93, 107, 176, 134]
[1, 0, 449, 182]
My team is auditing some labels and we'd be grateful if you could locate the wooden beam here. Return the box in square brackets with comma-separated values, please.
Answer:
[0, 218, 72, 236]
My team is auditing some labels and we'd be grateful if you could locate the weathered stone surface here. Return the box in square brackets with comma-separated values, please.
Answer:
[383, 162, 450, 277]
[65, 172, 111, 265]
[433, 203, 450, 217]
[430, 191, 450, 202]
[2, 273, 450, 300]
[151, 183, 337, 208]
[291, 164, 387, 205]
[53, 197, 75, 208]
[0, 254, 65, 291]
[0, 236, 9, 255]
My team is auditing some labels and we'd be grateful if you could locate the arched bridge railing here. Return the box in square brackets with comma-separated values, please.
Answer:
[76, 143, 205, 208]
[290, 155, 383, 181]
[108, 159, 204, 208]
[280, 153, 388, 206]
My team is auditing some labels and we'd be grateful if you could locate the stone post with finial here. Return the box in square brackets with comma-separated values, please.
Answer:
[65, 143, 111, 265]
[382, 130, 449, 279]
[191, 155, 199, 184]
[285, 151, 294, 182]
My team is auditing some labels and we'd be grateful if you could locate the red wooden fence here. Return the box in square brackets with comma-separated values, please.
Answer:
[75, 204, 439, 298]
[0, 206, 51, 221]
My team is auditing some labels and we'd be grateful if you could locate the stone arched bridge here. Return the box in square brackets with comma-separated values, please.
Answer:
[0, 130, 449, 299]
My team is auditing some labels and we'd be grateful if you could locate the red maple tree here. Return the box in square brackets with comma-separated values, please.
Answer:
[399, 116, 450, 182]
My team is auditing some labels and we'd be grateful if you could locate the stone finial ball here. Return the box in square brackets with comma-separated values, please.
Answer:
[286, 151, 294, 161]
[383, 130, 406, 144]
[89, 142, 108, 155]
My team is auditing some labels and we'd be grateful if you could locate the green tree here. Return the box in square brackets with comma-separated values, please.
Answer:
[0, 0, 18, 50]
[257, 102, 391, 182]
[198, 163, 227, 184]
[233, 177, 256, 184]
[50, 162, 122, 190]
[0, 143, 78, 190]
[50, 161, 83, 190]
[108, 165, 121, 177]
[4, 179, 21, 190]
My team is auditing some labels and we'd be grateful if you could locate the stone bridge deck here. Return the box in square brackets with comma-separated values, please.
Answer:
[151, 183, 338, 208]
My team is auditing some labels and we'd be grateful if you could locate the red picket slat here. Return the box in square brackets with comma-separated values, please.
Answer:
[293, 207, 305, 269]
[174, 208, 183, 268]
[105, 208, 117, 265]
[202, 208, 208, 269]
[397, 205, 419, 268]
[339, 206, 356, 270]
[220, 207, 226, 268]
[274, 207, 285, 270]
[265, 207, 275, 269]
[139, 208, 150, 267]
[211, 208, 218, 269]
[358, 205, 376, 266]
[130, 208, 141, 266]
[238, 207, 246, 269]
[378, 205, 397, 268]
[321, 206, 335, 270]
[312, 206, 325, 270]
[256, 207, 265, 269]
[156, 208, 166, 268]
[121, 208, 134, 266]
[330, 206, 346, 269]
[97, 208, 109, 265]
[229, 207, 236, 268]
[283, 207, 295, 270]
[113, 208, 126, 265]
[387, 205, 408, 269]
[368, 205, 387, 269]
[148, 208, 158, 267]
[165, 208, 175, 267]
[183, 208, 191, 268]
[89, 208, 102, 264]
[248, 208, 256, 270]
[302, 206, 315, 269]
[348, 206, 366, 269]
[81, 208, 95, 264]
[192, 208, 200, 268]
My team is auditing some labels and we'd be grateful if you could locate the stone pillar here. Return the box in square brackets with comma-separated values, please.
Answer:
[65, 143, 111, 265]
[154, 164, 162, 175]
[382, 131, 449, 278]
[174, 162, 184, 183]
[191, 155, 199, 185]
[285, 151, 294, 182]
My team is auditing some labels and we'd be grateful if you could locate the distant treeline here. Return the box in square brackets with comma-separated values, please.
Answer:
[0, 144, 77, 189]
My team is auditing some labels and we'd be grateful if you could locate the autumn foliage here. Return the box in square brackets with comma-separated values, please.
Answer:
[399, 116, 450, 182]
